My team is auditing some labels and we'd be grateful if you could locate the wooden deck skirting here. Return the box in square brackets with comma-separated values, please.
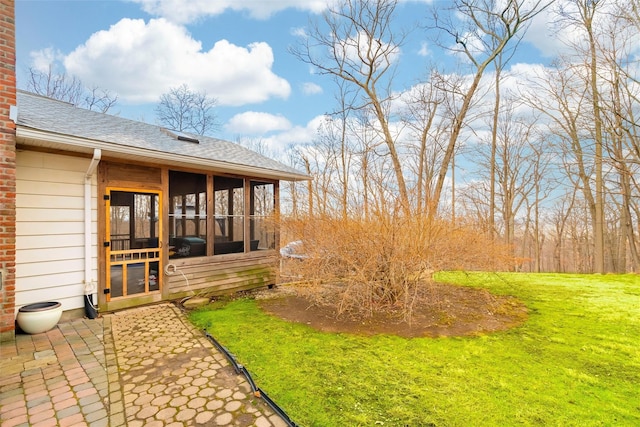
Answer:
[166, 250, 278, 300]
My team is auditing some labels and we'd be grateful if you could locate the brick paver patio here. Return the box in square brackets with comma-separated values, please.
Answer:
[0, 303, 287, 426]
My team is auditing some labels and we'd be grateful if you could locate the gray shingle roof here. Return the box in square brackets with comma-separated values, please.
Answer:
[16, 90, 308, 181]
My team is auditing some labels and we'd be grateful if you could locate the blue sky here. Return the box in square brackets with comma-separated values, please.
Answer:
[16, 0, 562, 155]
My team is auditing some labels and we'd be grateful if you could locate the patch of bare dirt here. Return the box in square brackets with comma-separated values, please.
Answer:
[255, 282, 527, 338]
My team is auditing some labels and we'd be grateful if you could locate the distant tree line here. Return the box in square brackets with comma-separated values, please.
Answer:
[283, 0, 640, 275]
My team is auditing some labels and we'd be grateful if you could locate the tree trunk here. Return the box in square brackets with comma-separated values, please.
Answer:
[490, 65, 501, 238]
[584, 4, 606, 273]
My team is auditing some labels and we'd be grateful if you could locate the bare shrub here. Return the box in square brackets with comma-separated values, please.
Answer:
[280, 214, 513, 321]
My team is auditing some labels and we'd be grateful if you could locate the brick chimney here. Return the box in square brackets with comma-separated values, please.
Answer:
[0, 0, 16, 342]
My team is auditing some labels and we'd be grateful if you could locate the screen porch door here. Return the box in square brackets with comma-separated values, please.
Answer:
[105, 188, 162, 301]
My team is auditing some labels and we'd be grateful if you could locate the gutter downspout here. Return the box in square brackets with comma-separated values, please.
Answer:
[84, 149, 101, 303]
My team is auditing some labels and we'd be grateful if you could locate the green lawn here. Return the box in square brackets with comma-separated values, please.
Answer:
[189, 272, 640, 426]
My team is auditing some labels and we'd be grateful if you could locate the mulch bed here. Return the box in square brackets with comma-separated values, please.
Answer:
[255, 282, 528, 338]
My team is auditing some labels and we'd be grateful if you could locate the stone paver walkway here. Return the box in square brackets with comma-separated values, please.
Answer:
[0, 303, 288, 426]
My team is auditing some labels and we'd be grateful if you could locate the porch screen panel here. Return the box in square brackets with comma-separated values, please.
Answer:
[169, 171, 207, 259]
[250, 181, 275, 251]
[214, 176, 244, 255]
[110, 265, 124, 298]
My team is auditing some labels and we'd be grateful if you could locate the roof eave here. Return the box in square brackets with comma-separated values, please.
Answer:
[16, 126, 311, 182]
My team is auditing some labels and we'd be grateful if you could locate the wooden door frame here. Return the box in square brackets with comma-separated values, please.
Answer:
[101, 186, 164, 311]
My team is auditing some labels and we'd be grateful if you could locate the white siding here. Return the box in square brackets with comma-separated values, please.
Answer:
[15, 151, 98, 314]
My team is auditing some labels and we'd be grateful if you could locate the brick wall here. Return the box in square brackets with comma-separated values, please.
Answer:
[0, 0, 16, 342]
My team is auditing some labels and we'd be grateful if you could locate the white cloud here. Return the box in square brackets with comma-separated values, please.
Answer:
[61, 18, 290, 105]
[260, 115, 327, 154]
[301, 82, 323, 95]
[226, 111, 292, 134]
[129, 0, 332, 23]
[522, 0, 636, 59]
[129, 0, 433, 23]
[418, 41, 430, 57]
[522, 6, 560, 57]
[29, 47, 64, 72]
[225, 115, 326, 161]
[290, 27, 307, 38]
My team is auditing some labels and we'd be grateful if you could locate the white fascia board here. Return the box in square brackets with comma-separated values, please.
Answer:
[17, 127, 310, 181]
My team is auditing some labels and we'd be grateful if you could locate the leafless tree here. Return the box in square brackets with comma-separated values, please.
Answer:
[555, 0, 608, 272]
[155, 84, 219, 136]
[291, 0, 412, 215]
[327, 79, 359, 219]
[400, 73, 445, 215]
[26, 65, 117, 113]
[528, 0, 640, 273]
[284, 0, 638, 274]
[464, 97, 553, 270]
[426, 0, 551, 217]
[549, 190, 577, 272]
[522, 57, 604, 272]
[597, 2, 640, 271]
